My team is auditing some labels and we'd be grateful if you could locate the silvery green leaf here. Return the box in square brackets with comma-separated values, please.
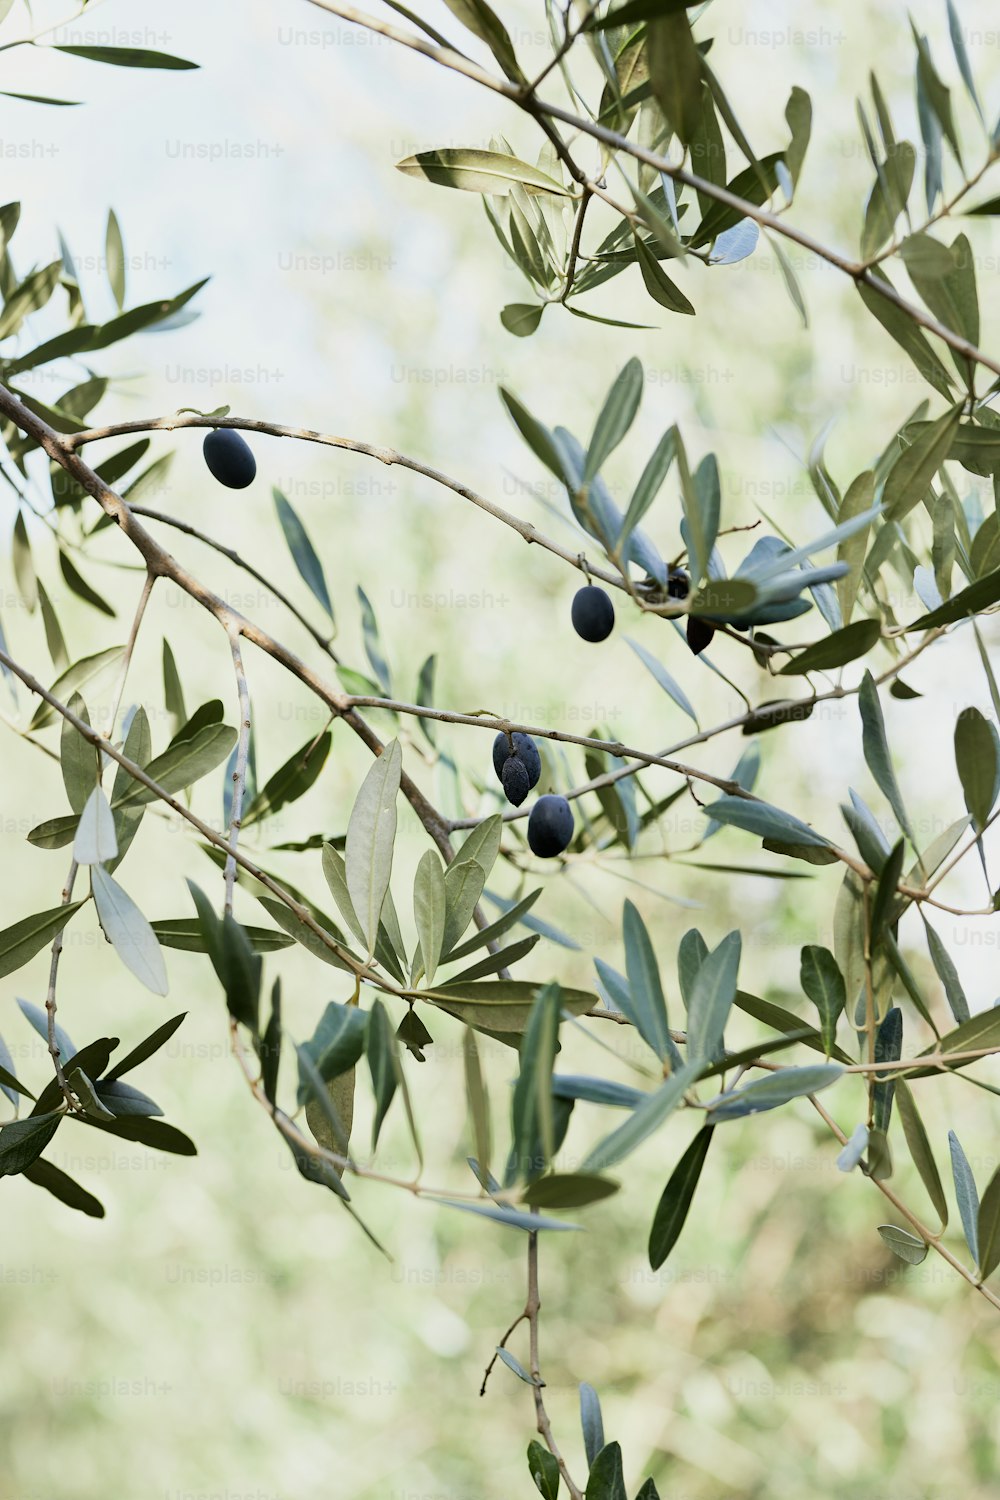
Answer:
[73, 786, 118, 866]
[837, 1122, 869, 1171]
[345, 739, 402, 953]
[91, 866, 168, 996]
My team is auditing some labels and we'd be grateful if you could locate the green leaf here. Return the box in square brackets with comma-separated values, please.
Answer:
[585, 357, 643, 483]
[428, 1197, 578, 1232]
[859, 671, 914, 845]
[35, 581, 65, 671]
[872, 1006, 903, 1134]
[582, 1062, 700, 1172]
[500, 387, 573, 487]
[396, 148, 571, 196]
[105, 1012, 187, 1081]
[92, 867, 168, 996]
[261, 982, 282, 1106]
[648, 1126, 714, 1269]
[799, 945, 846, 1056]
[0, 902, 82, 979]
[273, 488, 334, 623]
[527, 1440, 560, 1500]
[877, 1224, 928, 1263]
[688, 579, 758, 618]
[366, 999, 398, 1149]
[625, 638, 698, 725]
[883, 404, 962, 521]
[28, 646, 124, 731]
[922, 912, 969, 1025]
[356, 585, 391, 695]
[900, 234, 979, 356]
[414, 654, 437, 748]
[114, 720, 237, 807]
[150, 919, 292, 954]
[109, 705, 152, 871]
[647, 11, 702, 147]
[618, 429, 677, 558]
[0, 261, 62, 340]
[260, 901, 351, 978]
[620, 901, 675, 1063]
[777, 619, 881, 675]
[495, 1347, 538, 1386]
[978, 1168, 1000, 1280]
[22, 1157, 104, 1217]
[955, 706, 1000, 833]
[895, 1080, 947, 1229]
[442, 859, 487, 958]
[242, 730, 331, 828]
[523, 1173, 619, 1209]
[707, 1065, 842, 1121]
[80, 278, 208, 352]
[300, 1001, 367, 1094]
[909, 562, 1000, 628]
[949, 1129, 980, 1262]
[439, 0, 522, 80]
[22, 815, 78, 849]
[17, 998, 74, 1063]
[412, 849, 447, 986]
[295, 1045, 352, 1174]
[105, 208, 125, 309]
[869, 838, 905, 943]
[60, 692, 96, 814]
[443, 887, 541, 964]
[424, 981, 596, 1037]
[686, 932, 741, 1062]
[463, 1028, 491, 1180]
[510, 984, 561, 1182]
[580, 1383, 605, 1469]
[633, 232, 695, 315]
[501, 302, 544, 337]
[52, 44, 198, 68]
[446, 935, 538, 984]
[0, 1039, 34, 1103]
[162, 639, 186, 734]
[552, 1075, 644, 1110]
[701, 795, 830, 849]
[0, 1114, 60, 1177]
[58, 550, 116, 617]
[837, 471, 876, 623]
[857, 269, 955, 399]
[11, 510, 35, 611]
[909, 1006, 1000, 1078]
[345, 740, 402, 953]
[585, 1441, 627, 1500]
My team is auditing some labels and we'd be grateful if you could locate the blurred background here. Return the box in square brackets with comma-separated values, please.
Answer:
[2, 0, 1000, 1496]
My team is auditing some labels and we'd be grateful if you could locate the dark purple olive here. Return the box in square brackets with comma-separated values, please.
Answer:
[686, 617, 715, 655]
[203, 428, 256, 489]
[667, 569, 690, 600]
[492, 731, 541, 790]
[501, 756, 531, 807]
[527, 795, 574, 858]
[571, 585, 615, 643]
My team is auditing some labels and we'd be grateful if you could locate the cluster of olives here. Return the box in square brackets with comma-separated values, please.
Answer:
[571, 568, 713, 655]
[492, 731, 574, 859]
[203, 428, 256, 489]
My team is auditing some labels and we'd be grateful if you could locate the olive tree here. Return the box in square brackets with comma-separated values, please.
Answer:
[2, 2, 1000, 1496]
